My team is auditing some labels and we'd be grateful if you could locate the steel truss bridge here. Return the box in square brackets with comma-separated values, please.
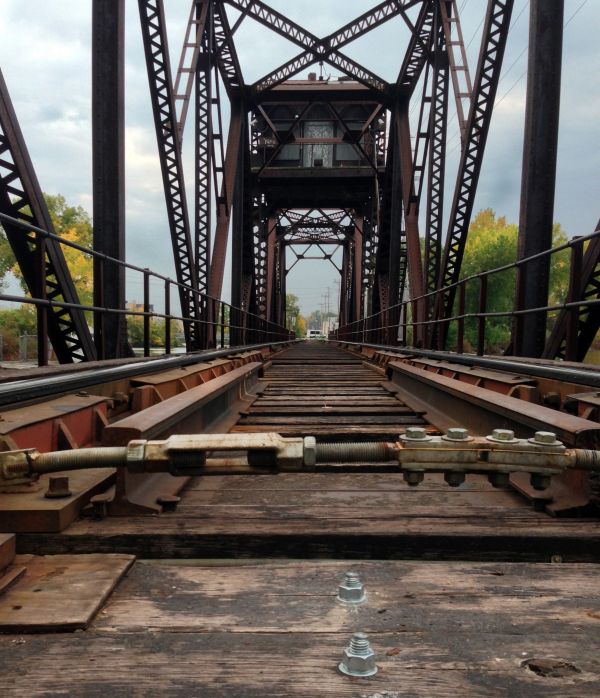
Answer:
[1, 2, 600, 694]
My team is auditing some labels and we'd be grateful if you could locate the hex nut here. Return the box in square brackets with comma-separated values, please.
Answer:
[403, 469, 425, 487]
[339, 633, 377, 677]
[445, 471, 466, 487]
[443, 427, 471, 442]
[529, 431, 561, 447]
[487, 429, 518, 443]
[401, 427, 431, 442]
[303, 436, 317, 467]
[337, 572, 365, 604]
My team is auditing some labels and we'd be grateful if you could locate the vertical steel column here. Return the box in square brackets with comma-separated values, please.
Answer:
[397, 100, 425, 344]
[265, 217, 277, 324]
[513, 0, 564, 357]
[352, 216, 364, 323]
[92, 0, 128, 359]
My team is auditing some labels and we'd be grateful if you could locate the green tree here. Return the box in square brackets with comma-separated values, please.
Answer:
[0, 193, 94, 305]
[448, 209, 570, 352]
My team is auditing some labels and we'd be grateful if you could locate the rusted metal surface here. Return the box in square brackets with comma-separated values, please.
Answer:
[386, 358, 600, 514]
[99, 361, 264, 515]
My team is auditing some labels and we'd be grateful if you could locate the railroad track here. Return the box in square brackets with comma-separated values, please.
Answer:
[233, 342, 429, 439]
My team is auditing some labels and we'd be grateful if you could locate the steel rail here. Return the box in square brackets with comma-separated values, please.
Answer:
[335, 341, 600, 388]
[0, 341, 298, 408]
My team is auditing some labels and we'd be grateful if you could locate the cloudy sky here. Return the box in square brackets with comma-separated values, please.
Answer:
[0, 0, 598, 316]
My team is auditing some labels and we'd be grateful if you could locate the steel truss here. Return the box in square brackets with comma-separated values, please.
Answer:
[434, 0, 514, 342]
[138, 0, 202, 350]
[0, 69, 95, 363]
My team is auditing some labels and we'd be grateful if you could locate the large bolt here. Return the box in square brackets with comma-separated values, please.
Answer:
[337, 572, 365, 604]
[402, 427, 430, 441]
[403, 470, 425, 487]
[445, 471, 466, 487]
[339, 632, 378, 677]
[303, 436, 317, 467]
[529, 431, 561, 447]
[44, 476, 72, 499]
[487, 429, 517, 443]
[443, 427, 470, 442]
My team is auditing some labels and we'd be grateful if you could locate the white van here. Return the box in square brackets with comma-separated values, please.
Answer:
[306, 329, 325, 340]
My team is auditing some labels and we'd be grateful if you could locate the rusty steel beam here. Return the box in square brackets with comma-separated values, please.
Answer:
[434, 0, 514, 340]
[396, 0, 435, 95]
[439, 0, 473, 145]
[213, 2, 244, 96]
[173, 0, 210, 141]
[424, 2, 449, 320]
[208, 99, 244, 299]
[194, 2, 213, 296]
[327, 0, 424, 51]
[138, 0, 201, 350]
[543, 221, 600, 362]
[0, 70, 96, 363]
[92, 0, 130, 360]
[513, 0, 564, 358]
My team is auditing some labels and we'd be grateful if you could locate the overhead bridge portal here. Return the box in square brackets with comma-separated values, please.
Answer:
[0, 1, 600, 695]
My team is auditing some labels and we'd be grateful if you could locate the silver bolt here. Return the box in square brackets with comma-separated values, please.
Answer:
[337, 571, 365, 604]
[303, 436, 317, 467]
[402, 427, 430, 441]
[491, 429, 515, 441]
[403, 470, 425, 487]
[444, 427, 470, 441]
[530, 431, 561, 446]
[339, 632, 378, 677]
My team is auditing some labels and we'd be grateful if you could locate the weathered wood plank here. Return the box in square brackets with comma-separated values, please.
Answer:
[1, 560, 600, 697]
[0, 553, 135, 632]
[0, 534, 15, 572]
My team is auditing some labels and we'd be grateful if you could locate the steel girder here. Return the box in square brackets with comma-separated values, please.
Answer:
[138, 0, 201, 350]
[213, 2, 244, 96]
[208, 99, 244, 299]
[543, 221, 600, 362]
[244, 0, 422, 95]
[434, 0, 514, 338]
[0, 69, 96, 363]
[396, 0, 435, 95]
[194, 2, 213, 296]
[424, 3, 449, 315]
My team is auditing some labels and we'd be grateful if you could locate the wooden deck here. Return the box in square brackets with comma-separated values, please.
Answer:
[2, 560, 600, 696]
[3, 342, 600, 695]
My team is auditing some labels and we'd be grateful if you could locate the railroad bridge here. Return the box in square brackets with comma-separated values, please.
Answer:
[1, 1, 600, 695]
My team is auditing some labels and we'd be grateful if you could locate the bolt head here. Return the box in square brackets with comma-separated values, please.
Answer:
[492, 429, 515, 441]
[531, 431, 560, 446]
[403, 427, 429, 441]
[403, 470, 425, 487]
[445, 471, 466, 487]
[303, 436, 317, 467]
[339, 634, 377, 677]
[337, 572, 365, 603]
[444, 427, 470, 441]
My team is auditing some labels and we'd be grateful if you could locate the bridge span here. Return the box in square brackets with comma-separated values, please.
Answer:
[1, 0, 600, 694]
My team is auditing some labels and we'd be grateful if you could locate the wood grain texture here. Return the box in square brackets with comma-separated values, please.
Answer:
[1, 560, 599, 697]
[0, 553, 134, 632]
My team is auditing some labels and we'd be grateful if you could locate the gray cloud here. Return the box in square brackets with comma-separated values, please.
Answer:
[0, 0, 598, 316]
